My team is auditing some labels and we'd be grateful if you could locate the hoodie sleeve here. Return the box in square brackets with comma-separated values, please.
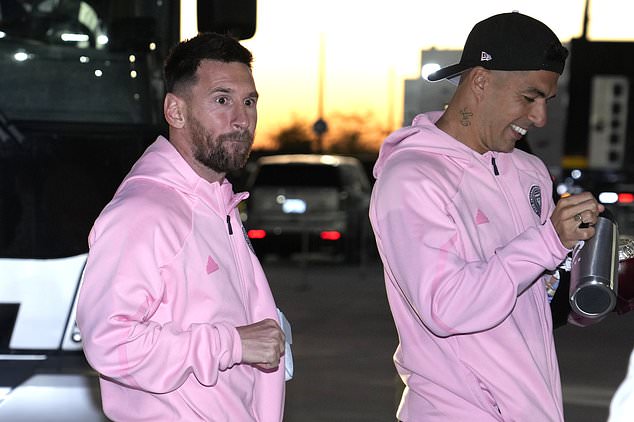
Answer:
[370, 155, 569, 337]
[76, 186, 242, 394]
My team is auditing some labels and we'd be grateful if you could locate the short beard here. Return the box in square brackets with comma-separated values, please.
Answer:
[190, 116, 253, 174]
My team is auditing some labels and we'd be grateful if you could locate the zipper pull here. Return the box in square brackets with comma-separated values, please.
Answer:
[226, 215, 233, 235]
[491, 156, 500, 176]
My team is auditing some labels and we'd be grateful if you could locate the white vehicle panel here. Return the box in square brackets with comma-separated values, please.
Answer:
[0, 374, 107, 421]
[0, 254, 86, 350]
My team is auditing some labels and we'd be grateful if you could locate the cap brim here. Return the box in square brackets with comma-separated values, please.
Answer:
[427, 63, 468, 82]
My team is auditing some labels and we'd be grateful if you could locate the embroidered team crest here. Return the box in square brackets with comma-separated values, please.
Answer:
[529, 185, 542, 217]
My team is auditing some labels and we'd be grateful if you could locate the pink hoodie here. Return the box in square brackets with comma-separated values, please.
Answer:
[370, 112, 570, 421]
[77, 136, 284, 421]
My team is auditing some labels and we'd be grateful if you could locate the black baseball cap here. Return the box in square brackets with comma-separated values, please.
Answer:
[427, 12, 568, 82]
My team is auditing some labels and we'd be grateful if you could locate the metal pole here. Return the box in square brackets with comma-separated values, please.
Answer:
[317, 33, 325, 153]
[582, 0, 590, 40]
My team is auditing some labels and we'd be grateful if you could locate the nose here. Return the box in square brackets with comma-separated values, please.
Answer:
[529, 101, 548, 128]
[231, 104, 251, 131]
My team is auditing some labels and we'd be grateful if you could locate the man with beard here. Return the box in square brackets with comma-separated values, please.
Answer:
[76, 33, 287, 422]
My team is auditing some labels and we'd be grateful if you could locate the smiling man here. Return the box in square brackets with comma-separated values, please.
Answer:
[77, 33, 286, 421]
[370, 12, 604, 421]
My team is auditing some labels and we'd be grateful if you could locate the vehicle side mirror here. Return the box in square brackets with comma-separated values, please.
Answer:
[197, 0, 256, 40]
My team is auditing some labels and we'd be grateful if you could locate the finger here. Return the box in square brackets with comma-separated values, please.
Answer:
[578, 225, 596, 240]
[571, 201, 603, 224]
[268, 352, 282, 367]
[578, 207, 604, 226]
[560, 191, 594, 207]
[576, 210, 589, 224]
[256, 363, 274, 370]
[572, 211, 589, 230]
[563, 202, 587, 221]
[257, 361, 280, 370]
[574, 211, 592, 229]
[255, 351, 279, 368]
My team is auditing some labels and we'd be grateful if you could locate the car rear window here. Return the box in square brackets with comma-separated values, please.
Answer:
[253, 164, 341, 187]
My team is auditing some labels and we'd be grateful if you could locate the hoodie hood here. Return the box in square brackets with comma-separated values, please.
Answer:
[119, 136, 247, 215]
[374, 111, 478, 179]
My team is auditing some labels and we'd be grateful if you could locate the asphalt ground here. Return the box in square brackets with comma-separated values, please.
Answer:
[263, 256, 634, 422]
[2, 255, 631, 421]
[263, 257, 399, 421]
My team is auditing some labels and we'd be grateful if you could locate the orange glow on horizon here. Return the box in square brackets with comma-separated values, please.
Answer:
[183, 1, 634, 149]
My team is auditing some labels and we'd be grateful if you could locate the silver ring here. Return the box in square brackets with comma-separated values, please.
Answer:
[574, 213, 582, 223]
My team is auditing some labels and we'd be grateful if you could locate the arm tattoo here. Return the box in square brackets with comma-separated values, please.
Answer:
[459, 108, 473, 127]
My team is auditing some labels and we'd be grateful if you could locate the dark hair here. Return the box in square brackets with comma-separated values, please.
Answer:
[163, 32, 253, 93]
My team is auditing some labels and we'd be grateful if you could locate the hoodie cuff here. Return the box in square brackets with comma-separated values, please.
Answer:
[211, 322, 243, 371]
[540, 219, 571, 269]
[230, 326, 243, 366]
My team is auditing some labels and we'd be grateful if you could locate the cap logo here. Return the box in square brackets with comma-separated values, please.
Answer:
[480, 51, 493, 62]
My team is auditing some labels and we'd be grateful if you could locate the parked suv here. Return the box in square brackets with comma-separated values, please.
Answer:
[243, 154, 372, 262]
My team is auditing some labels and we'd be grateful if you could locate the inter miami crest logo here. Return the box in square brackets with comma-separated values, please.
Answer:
[529, 185, 542, 217]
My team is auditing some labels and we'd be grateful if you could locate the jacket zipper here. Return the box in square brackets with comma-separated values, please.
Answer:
[226, 215, 233, 235]
[224, 208, 250, 319]
[491, 156, 500, 176]
[488, 154, 560, 418]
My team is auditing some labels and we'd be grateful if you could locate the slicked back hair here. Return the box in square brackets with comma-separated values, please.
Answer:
[164, 32, 253, 94]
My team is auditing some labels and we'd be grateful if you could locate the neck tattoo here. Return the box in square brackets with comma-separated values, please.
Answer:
[459, 108, 473, 127]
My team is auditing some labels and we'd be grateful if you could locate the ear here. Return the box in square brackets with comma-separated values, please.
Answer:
[164, 93, 186, 129]
[469, 67, 490, 102]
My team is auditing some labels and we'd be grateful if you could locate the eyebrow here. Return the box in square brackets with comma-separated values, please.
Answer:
[209, 87, 259, 99]
[524, 87, 556, 100]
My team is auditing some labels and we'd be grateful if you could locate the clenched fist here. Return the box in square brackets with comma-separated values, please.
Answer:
[237, 318, 285, 370]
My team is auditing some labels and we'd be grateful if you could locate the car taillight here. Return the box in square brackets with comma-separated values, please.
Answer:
[619, 193, 634, 204]
[248, 229, 266, 239]
[598, 192, 634, 204]
[320, 231, 341, 241]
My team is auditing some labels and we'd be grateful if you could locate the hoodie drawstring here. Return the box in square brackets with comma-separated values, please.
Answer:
[491, 157, 500, 176]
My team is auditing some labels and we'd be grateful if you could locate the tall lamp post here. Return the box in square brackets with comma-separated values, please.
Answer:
[312, 33, 328, 152]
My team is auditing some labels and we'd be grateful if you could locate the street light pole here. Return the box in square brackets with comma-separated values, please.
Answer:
[313, 32, 327, 152]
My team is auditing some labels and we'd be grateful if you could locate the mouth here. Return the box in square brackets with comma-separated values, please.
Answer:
[219, 131, 254, 144]
[510, 124, 527, 137]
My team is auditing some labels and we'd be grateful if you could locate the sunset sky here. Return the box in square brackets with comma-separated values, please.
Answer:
[187, 0, 634, 149]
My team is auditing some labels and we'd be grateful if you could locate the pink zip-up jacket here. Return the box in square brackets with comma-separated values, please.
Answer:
[369, 112, 570, 421]
[76, 136, 285, 422]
